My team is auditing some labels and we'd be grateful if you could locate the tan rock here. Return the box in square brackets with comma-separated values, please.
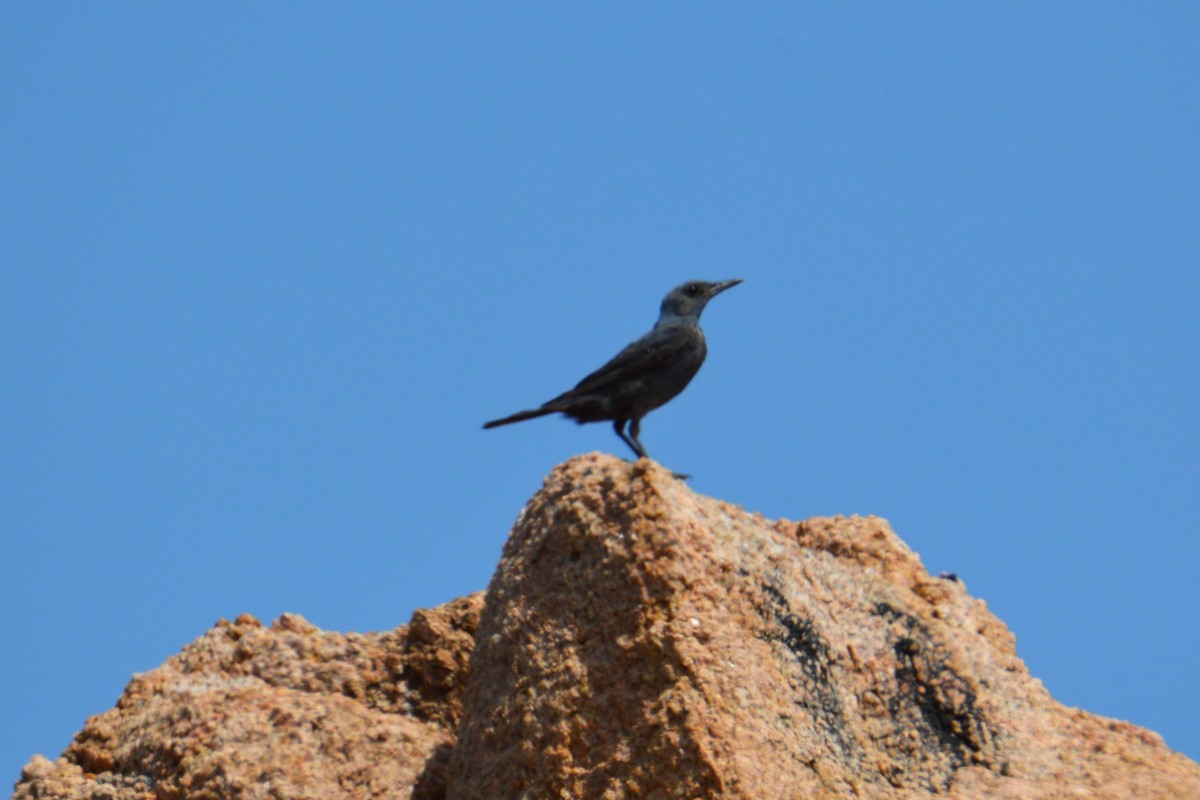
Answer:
[13, 454, 1199, 800]
[447, 455, 1199, 799]
[13, 596, 482, 800]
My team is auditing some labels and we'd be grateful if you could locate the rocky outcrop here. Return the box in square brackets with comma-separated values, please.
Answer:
[13, 597, 482, 800]
[13, 454, 1200, 799]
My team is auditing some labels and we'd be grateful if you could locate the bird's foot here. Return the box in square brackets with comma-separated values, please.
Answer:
[626, 455, 689, 480]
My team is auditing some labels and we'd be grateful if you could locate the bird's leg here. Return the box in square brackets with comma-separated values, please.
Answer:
[628, 417, 648, 459]
[613, 418, 646, 460]
[633, 417, 691, 479]
[629, 418, 688, 479]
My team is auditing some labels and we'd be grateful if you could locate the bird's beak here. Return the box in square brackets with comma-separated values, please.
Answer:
[709, 279, 743, 297]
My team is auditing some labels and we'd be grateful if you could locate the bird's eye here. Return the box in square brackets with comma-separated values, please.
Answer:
[686, 284, 701, 296]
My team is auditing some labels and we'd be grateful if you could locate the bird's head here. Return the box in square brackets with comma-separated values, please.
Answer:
[658, 279, 743, 321]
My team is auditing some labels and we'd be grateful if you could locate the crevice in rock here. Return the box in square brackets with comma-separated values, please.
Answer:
[412, 742, 454, 800]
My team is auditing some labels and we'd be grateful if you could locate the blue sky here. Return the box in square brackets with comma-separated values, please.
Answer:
[3, 4, 1197, 779]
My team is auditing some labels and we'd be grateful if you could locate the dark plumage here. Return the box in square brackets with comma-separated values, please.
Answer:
[484, 279, 741, 468]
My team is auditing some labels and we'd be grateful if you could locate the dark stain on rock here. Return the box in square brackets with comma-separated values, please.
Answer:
[758, 582, 859, 766]
[874, 601, 1004, 787]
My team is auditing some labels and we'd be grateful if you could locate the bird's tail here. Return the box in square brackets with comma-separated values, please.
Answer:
[483, 406, 557, 429]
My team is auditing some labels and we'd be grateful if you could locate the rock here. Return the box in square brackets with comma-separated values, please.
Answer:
[13, 454, 1200, 799]
[13, 597, 482, 800]
[445, 455, 1200, 798]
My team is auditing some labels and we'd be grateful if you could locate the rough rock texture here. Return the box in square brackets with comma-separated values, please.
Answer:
[444, 455, 1200, 799]
[13, 596, 483, 800]
[14, 453, 1200, 799]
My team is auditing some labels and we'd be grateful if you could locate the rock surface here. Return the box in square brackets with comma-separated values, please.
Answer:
[13, 597, 482, 800]
[13, 454, 1200, 799]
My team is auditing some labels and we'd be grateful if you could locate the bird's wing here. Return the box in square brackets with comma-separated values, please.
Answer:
[558, 325, 691, 398]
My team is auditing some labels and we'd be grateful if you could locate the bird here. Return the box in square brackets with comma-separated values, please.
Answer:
[483, 279, 741, 473]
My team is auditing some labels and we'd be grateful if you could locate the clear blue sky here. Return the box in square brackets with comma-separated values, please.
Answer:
[3, 4, 1197, 780]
